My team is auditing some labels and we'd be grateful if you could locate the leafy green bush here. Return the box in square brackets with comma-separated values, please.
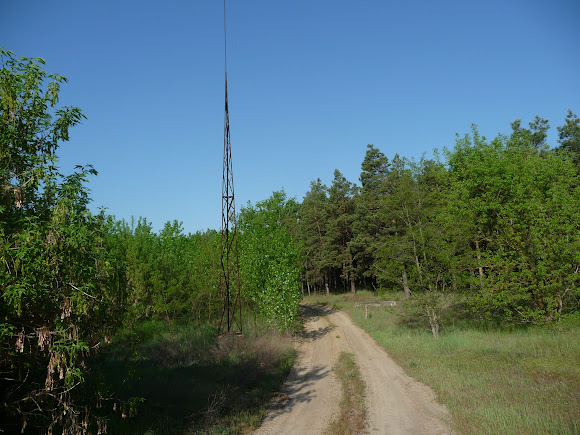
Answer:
[0, 49, 121, 432]
[238, 191, 303, 330]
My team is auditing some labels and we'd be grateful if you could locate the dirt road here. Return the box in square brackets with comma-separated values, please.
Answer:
[253, 304, 453, 435]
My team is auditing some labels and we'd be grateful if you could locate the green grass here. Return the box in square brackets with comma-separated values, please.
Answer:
[87, 318, 295, 434]
[326, 352, 366, 435]
[305, 291, 580, 435]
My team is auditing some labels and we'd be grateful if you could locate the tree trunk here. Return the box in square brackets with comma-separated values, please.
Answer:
[557, 288, 570, 317]
[349, 255, 356, 294]
[307, 282, 311, 297]
[413, 241, 423, 285]
[402, 269, 411, 299]
[325, 275, 330, 296]
[426, 305, 439, 339]
[475, 239, 484, 289]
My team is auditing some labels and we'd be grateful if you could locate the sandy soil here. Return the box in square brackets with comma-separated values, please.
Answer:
[253, 304, 454, 435]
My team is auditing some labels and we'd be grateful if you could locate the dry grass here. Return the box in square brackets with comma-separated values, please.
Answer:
[211, 330, 292, 373]
[326, 352, 367, 435]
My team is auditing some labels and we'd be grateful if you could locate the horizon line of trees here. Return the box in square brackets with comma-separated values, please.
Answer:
[295, 113, 579, 334]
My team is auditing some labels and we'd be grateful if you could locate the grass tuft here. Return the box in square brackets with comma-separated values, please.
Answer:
[326, 352, 366, 435]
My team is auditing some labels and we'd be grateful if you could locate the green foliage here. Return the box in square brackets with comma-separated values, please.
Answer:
[0, 49, 119, 431]
[508, 115, 550, 150]
[300, 114, 579, 332]
[298, 170, 359, 295]
[373, 156, 467, 337]
[299, 178, 329, 291]
[448, 128, 580, 323]
[350, 144, 390, 285]
[114, 218, 221, 323]
[238, 191, 303, 329]
[557, 109, 580, 167]
[325, 170, 358, 293]
[0, 49, 85, 223]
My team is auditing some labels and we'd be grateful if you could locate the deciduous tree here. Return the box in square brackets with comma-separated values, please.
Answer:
[0, 49, 117, 431]
[238, 191, 302, 329]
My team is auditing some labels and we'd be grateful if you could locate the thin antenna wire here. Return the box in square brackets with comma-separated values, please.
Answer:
[224, 0, 227, 77]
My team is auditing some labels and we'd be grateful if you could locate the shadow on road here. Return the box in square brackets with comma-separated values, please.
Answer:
[299, 303, 337, 318]
[258, 304, 339, 425]
[300, 325, 335, 341]
[297, 304, 338, 342]
[259, 364, 331, 422]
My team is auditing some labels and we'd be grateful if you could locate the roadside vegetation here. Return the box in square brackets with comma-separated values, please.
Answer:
[308, 291, 580, 435]
[326, 352, 366, 435]
[90, 320, 295, 434]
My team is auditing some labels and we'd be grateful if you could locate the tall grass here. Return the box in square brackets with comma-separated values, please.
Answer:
[91, 318, 295, 434]
[306, 291, 580, 435]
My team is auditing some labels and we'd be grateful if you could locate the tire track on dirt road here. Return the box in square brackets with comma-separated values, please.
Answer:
[253, 304, 454, 435]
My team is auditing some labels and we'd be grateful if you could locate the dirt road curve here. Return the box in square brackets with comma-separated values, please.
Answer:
[253, 304, 453, 435]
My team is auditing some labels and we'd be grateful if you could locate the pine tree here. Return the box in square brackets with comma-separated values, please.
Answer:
[299, 179, 329, 294]
[350, 144, 390, 289]
[325, 170, 358, 293]
[557, 109, 580, 167]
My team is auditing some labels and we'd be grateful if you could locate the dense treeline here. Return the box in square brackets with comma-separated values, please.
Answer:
[299, 117, 580, 335]
[1, 50, 579, 432]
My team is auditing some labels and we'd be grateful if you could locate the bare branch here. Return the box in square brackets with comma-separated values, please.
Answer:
[68, 282, 97, 299]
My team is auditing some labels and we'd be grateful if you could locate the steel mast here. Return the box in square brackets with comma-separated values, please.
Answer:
[218, 0, 242, 335]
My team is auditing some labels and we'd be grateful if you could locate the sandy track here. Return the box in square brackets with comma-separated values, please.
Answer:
[253, 304, 453, 435]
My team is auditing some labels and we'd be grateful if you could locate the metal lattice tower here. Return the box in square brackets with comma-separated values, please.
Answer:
[218, 0, 242, 335]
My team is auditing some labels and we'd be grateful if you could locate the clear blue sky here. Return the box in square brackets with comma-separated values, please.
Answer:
[2, 0, 579, 233]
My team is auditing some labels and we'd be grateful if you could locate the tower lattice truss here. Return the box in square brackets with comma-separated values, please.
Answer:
[219, 73, 242, 334]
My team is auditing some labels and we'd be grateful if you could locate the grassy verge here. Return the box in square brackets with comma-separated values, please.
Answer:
[305, 291, 580, 435]
[89, 319, 295, 434]
[326, 352, 366, 435]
